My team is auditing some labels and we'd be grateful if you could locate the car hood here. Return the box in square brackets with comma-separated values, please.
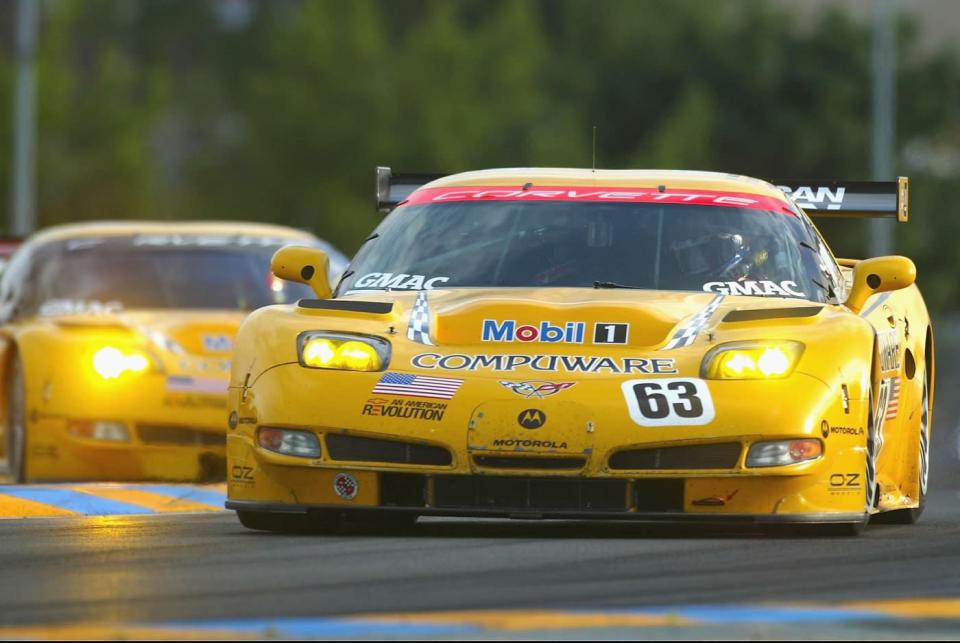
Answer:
[341, 288, 827, 350]
[50, 309, 247, 358]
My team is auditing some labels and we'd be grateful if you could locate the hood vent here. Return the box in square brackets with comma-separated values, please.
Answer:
[722, 306, 822, 323]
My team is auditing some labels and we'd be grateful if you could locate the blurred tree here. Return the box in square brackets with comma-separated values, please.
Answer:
[34, 0, 170, 224]
[0, 0, 958, 309]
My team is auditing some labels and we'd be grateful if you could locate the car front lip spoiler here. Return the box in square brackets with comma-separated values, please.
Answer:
[225, 500, 867, 525]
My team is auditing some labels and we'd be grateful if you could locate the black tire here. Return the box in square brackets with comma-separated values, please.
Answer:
[5, 356, 26, 483]
[876, 362, 930, 525]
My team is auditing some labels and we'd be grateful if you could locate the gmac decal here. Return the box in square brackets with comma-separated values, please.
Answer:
[703, 281, 805, 297]
[38, 299, 123, 316]
[353, 272, 450, 290]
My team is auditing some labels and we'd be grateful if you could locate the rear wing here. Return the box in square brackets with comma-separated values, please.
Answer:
[376, 167, 444, 213]
[773, 178, 909, 222]
[376, 167, 910, 222]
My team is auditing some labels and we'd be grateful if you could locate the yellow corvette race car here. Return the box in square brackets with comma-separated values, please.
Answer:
[226, 168, 931, 535]
[0, 221, 348, 482]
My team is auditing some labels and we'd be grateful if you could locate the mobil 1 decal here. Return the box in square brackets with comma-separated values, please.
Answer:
[482, 319, 630, 345]
[621, 378, 715, 427]
[594, 322, 629, 345]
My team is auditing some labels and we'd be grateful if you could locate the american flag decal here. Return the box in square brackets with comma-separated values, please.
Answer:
[372, 372, 463, 400]
[166, 376, 227, 395]
[884, 377, 900, 420]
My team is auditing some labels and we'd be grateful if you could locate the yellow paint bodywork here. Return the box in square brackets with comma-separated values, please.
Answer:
[227, 170, 934, 522]
[0, 221, 317, 482]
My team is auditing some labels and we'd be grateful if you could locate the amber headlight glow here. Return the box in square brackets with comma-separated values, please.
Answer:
[297, 332, 390, 371]
[701, 341, 804, 380]
[92, 346, 153, 380]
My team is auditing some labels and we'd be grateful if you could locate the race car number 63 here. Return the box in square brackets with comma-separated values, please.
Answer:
[620, 378, 715, 427]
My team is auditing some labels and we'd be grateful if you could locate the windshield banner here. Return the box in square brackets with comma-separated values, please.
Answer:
[403, 186, 793, 213]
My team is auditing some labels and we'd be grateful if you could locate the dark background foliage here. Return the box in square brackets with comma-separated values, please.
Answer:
[0, 0, 958, 309]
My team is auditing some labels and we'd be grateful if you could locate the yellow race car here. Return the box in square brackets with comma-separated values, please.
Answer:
[226, 168, 930, 535]
[0, 221, 348, 482]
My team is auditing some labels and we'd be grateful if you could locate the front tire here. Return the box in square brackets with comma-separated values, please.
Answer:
[878, 362, 930, 525]
[5, 356, 26, 483]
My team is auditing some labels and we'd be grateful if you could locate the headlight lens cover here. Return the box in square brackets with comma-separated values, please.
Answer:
[746, 439, 822, 467]
[297, 332, 390, 371]
[701, 341, 804, 380]
[258, 427, 321, 458]
[92, 346, 153, 379]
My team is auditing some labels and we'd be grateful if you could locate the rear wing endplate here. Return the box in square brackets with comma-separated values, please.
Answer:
[773, 177, 909, 222]
[376, 166, 445, 213]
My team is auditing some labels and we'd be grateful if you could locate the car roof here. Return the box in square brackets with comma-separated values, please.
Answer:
[29, 221, 317, 245]
[421, 168, 790, 203]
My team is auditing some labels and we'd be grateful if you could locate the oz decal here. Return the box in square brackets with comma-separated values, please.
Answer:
[621, 378, 715, 427]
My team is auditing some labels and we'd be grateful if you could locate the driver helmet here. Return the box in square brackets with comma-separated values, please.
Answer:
[672, 232, 749, 280]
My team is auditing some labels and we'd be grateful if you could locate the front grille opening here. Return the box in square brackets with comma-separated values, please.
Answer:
[380, 473, 427, 507]
[473, 456, 586, 470]
[137, 425, 225, 447]
[609, 443, 741, 470]
[326, 434, 452, 466]
[433, 476, 627, 512]
[634, 479, 684, 512]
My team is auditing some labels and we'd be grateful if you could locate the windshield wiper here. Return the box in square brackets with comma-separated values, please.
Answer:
[332, 269, 354, 296]
[594, 281, 642, 290]
[798, 242, 838, 300]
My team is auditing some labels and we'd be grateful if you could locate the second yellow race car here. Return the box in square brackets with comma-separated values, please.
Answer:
[226, 168, 931, 535]
[0, 221, 348, 482]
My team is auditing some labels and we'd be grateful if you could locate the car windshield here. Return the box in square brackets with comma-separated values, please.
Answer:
[27, 235, 316, 313]
[339, 200, 833, 302]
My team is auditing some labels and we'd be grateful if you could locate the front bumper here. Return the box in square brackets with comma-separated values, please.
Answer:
[24, 367, 229, 481]
[26, 415, 226, 482]
[228, 361, 870, 521]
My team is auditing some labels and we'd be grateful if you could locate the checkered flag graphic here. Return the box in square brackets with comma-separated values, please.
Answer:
[407, 290, 434, 345]
[662, 294, 725, 350]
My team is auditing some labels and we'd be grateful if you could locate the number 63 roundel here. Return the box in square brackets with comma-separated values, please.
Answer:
[620, 378, 716, 426]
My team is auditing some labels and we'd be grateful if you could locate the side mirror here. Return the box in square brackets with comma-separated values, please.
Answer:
[845, 255, 916, 313]
[270, 246, 333, 299]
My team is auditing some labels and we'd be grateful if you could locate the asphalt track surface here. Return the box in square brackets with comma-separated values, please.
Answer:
[1, 409, 960, 638]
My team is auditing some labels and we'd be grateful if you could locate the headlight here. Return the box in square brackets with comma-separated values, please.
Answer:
[68, 420, 131, 442]
[258, 427, 321, 458]
[701, 341, 804, 380]
[746, 439, 822, 467]
[92, 346, 153, 380]
[297, 332, 390, 371]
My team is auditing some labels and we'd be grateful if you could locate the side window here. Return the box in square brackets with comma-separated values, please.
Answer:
[0, 243, 33, 323]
